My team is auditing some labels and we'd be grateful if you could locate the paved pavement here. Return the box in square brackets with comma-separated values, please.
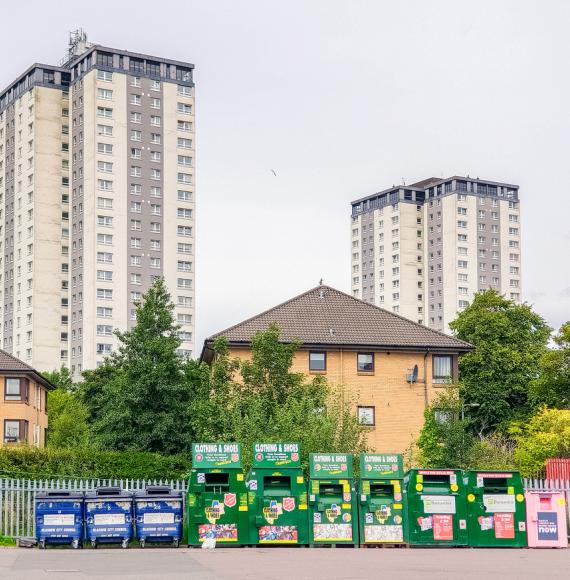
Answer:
[0, 546, 569, 579]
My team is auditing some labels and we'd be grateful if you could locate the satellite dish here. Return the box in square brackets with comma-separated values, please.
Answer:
[406, 364, 419, 384]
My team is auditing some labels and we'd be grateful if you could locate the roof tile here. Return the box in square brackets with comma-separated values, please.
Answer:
[206, 285, 472, 351]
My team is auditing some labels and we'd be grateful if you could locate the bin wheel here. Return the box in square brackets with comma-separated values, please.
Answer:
[38, 540, 46, 550]
[71, 539, 79, 550]
[121, 539, 129, 549]
[91, 540, 97, 549]
[173, 539, 179, 548]
[140, 539, 145, 549]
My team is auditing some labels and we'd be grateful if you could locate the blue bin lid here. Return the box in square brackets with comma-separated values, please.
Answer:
[35, 490, 84, 500]
[85, 486, 133, 500]
[134, 485, 183, 500]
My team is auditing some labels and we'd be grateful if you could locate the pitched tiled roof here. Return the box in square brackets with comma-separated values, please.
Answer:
[204, 285, 472, 353]
[0, 349, 55, 389]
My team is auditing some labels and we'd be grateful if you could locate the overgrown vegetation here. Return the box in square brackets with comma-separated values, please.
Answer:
[191, 326, 366, 469]
[0, 446, 190, 480]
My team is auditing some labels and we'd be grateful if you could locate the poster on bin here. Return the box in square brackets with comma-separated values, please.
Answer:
[360, 454, 404, 478]
[433, 514, 454, 541]
[483, 494, 516, 513]
[192, 443, 241, 468]
[537, 512, 559, 541]
[309, 454, 353, 478]
[421, 495, 456, 514]
[253, 443, 301, 468]
[494, 513, 515, 539]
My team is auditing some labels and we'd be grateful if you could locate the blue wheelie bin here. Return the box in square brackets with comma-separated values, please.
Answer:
[35, 490, 84, 549]
[134, 485, 183, 548]
[85, 486, 133, 548]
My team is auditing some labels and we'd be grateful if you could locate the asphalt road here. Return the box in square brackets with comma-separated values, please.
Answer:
[0, 547, 569, 580]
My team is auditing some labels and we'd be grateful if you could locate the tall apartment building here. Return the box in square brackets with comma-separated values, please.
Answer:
[350, 176, 521, 333]
[0, 33, 195, 377]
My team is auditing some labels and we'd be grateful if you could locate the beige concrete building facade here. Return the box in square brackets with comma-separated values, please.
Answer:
[0, 35, 195, 376]
[351, 176, 521, 333]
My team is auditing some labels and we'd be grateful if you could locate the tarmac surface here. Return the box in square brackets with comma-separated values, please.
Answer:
[0, 546, 569, 579]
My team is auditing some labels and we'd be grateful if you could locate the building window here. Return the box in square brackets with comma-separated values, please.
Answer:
[309, 352, 326, 372]
[433, 355, 453, 384]
[5, 378, 27, 402]
[357, 352, 374, 373]
[357, 406, 375, 426]
[4, 419, 28, 443]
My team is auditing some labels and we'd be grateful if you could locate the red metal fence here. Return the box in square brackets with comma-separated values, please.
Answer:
[546, 458, 570, 481]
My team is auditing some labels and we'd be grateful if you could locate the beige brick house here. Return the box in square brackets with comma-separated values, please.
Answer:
[201, 284, 473, 454]
[0, 350, 54, 447]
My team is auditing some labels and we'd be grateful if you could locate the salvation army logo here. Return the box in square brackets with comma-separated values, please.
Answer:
[315, 464, 322, 471]
[224, 493, 236, 508]
[341, 464, 347, 471]
[256, 453, 263, 461]
[231, 453, 239, 462]
[195, 454, 203, 462]
[366, 464, 372, 472]
[291, 453, 299, 461]
[283, 497, 295, 512]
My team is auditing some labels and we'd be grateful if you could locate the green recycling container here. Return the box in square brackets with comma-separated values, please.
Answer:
[464, 470, 527, 547]
[247, 443, 309, 545]
[405, 468, 468, 546]
[358, 453, 407, 545]
[187, 443, 249, 545]
[308, 453, 358, 545]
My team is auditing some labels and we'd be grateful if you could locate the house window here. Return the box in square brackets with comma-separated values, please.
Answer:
[4, 419, 28, 443]
[434, 410, 454, 424]
[357, 352, 374, 372]
[357, 406, 375, 426]
[309, 352, 326, 372]
[433, 355, 453, 384]
[5, 378, 27, 401]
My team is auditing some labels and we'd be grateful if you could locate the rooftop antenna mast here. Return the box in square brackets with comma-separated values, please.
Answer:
[60, 29, 90, 66]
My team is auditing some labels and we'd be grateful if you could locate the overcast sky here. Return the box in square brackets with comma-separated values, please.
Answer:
[2, 0, 569, 349]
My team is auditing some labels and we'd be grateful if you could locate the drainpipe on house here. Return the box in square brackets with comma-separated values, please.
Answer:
[423, 349, 430, 408]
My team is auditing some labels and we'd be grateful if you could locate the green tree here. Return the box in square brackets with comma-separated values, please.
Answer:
[449, 290, 550, 432]
[46, 390, 90, 449]
[415, 386, 474, 468]
[41, 366, 90, 449]
[530, 322, 570, 408]
[81, 278, 194, 454]
[42, 366, 74, 392]
[192, 325, 366, 470]
[511, 408, 570, 476]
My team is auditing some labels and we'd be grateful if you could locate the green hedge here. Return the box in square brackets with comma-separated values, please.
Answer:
[0, 447, 191, 481]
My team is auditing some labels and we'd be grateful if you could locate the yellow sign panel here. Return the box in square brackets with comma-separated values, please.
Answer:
[296, 476, 304, 484]
[236, 473, 244, 481]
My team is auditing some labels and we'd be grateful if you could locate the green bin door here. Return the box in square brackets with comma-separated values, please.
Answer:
[406, 469, 468, 546]
[465, 471, 527, 547]
[360, 479, 406, 543]
[309, 479, 357, 544]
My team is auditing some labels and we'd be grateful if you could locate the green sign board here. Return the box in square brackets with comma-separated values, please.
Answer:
[252, 443, 301, 468]
[359, 453, 404, 478]
[309, 453, 353, 479]
[192, 443, 242, 468]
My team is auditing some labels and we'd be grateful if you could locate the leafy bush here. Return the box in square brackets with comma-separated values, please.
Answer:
[511, 408, 570, 476]
[0, 447, 191, 481]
